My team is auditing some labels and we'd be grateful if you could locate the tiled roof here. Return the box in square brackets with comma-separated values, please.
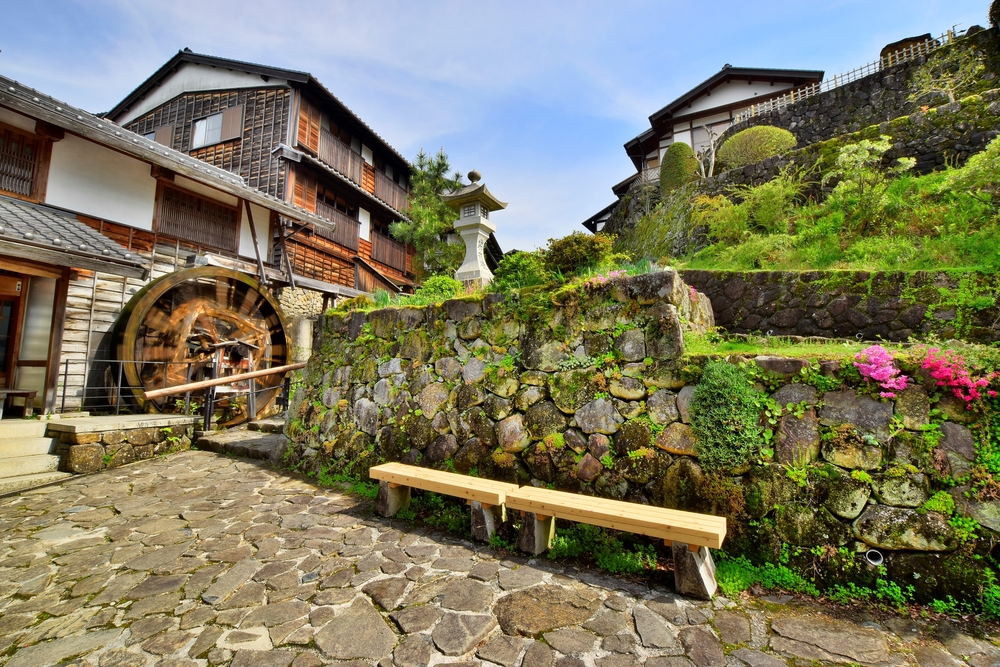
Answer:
[0, 195, 144, 276]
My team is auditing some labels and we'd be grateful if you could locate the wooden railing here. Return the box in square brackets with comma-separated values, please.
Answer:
[318, 128, 410, 213]
[318, 128, 364, 189]
[374, 169, 409, 212]
[735, 29, 956, 123]
[315, 200, 361, 252]
[371, 232, 408, 272]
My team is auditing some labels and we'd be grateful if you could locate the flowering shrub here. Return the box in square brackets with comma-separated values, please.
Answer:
[922, 348, 998, 405]
[854, 345, 908, 398]
[583, 270, 628, 289]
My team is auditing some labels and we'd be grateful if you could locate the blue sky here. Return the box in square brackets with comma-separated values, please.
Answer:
[0, 0, 990, 252]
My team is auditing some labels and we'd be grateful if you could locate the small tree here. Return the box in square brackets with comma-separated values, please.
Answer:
[991, 0, 1000, 28]
[717, 126, 797, 170]
[822, 136, 915, 232]
[389, 149, 465, 280]
[694, 124, 722, 179]
[908, 43, 986, 105]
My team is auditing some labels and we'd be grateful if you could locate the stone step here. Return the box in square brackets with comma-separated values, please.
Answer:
[0, 454, 61, 479]
[0, 471, 74, 496]
[248, 417, 285, 434]
[0, 437, 57, 458]
[197, 429, 288, 465]
[0, 420, 49, 439]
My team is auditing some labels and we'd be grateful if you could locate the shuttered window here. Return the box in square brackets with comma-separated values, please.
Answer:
[157, 185, 239, 251]
[297, 97, 321, 154]
[292, 170, 318, 213]
[191, 106, 244, 149]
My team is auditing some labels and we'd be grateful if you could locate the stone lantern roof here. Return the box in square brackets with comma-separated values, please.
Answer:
[441, 171, 508, 212]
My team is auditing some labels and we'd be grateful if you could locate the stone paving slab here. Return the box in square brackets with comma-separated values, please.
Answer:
[0, 449, 997, 666]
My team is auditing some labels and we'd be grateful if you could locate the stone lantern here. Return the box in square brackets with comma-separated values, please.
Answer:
[441, 170, 507, 287]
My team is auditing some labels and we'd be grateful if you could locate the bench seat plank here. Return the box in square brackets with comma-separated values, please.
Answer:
[506, 486, 726, 549]
[370, 462, 520, 506]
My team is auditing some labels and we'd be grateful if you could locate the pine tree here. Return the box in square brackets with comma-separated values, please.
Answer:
[389, 149, 465, 280]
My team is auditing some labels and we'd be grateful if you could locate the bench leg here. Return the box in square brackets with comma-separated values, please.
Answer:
[672, 542, 717, 600]
[516, 512, 554, 556]
[375, 481, 410, 517]
[470, 501, 502, 542]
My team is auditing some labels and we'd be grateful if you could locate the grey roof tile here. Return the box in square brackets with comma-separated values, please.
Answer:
[0, 194, 140, 265]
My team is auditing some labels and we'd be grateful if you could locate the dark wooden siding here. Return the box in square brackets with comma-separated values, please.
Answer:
[125, 88, 290, 198]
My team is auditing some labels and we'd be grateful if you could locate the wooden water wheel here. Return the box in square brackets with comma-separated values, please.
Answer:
[116, 266, 289, 427]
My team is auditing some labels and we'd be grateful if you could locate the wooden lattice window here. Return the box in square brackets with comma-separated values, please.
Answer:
[0, 125, 43, 200]
[157, 185, 239, 251]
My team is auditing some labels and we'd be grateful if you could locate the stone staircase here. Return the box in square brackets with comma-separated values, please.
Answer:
[195, 418, 288, 465]
[0, 420, 73, 495]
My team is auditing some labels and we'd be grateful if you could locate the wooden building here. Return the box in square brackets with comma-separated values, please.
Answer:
[0, 72, 330, 415]
[106, 49, 419, 294]
[583, 65, 824, 230]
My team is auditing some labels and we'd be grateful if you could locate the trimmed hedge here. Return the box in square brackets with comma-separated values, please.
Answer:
[718, 126, 797, 170]
[659, 142, 699, 196]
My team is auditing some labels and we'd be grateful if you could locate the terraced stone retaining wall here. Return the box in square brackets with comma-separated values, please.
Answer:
[55, 419, 197, 474]
[288, 271, 996, 604]
[719, 28, 1000, 154]
[681, 269, 1000, 344]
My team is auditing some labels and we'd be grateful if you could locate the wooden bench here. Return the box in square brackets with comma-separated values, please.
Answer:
[506, 485, 726, 599]
[0, 389, 37, 419]
[369, 462, 520, 540]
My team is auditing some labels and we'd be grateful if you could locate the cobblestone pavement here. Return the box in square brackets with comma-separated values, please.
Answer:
[0, 450, 998, 667]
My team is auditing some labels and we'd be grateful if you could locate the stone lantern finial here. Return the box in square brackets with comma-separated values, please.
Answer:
[440, 171, 507, 288]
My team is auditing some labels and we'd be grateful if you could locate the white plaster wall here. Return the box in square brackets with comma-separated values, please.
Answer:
[173, 175, 239, 207]
[238, 202, 271, 260]
[114, 62, 288, 125]
[685, 80, 794, 115]
[0, 106, 37, 133]
[46, 134, 156, 229]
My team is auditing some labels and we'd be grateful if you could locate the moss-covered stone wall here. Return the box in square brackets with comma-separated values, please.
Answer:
[719, 28, 1000, 154]
[287, 271, 997, 605]
[681, 269, 1000, 344]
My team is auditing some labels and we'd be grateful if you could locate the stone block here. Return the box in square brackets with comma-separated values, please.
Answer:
[375, 481, 410, 517]
[671, 543, 717, 600]
[470, 501, 501, 542]
[126, 428, 156, 446]
[66, 444, 105, 473]
[517, 512, 555, 556]
[754, 356, 807, 377]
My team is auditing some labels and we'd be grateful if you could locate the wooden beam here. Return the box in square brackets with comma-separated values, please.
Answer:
[34, 120, 64, 142]
[241, 199, 269, 285]
[0, 239, 147, 279]
[142, 362, 306, 399]
[151, 165, 176, 181]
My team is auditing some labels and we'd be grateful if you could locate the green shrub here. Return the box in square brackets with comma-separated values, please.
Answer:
[948, 135, 1000, 210]
[490, 250, 552, 292]
[690, 361, 764, 470]
[659, 142, 699, 195]
[717, 126, 797, 170]
[543, 231, 614, 277]
[414, 275, 464, 300]
[547, 523, 657, 575]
